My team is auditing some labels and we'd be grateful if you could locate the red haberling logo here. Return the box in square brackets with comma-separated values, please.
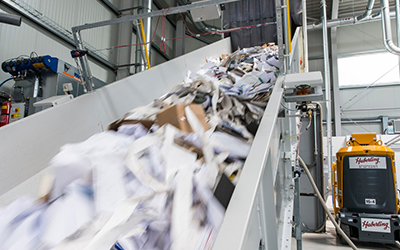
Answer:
[355, 157, 380, 165]
[362, 220, 389, 230]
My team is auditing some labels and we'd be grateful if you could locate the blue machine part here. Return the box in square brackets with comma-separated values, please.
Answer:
[1, 55, 59, 76]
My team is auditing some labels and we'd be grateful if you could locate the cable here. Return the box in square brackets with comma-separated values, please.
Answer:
[29, 51, 38, 58]
[340, 113, 371, 133]
[179, 12, 196, 36]
[0, 78, 13, 88]
[280, 101, 297, 111]
[298, 157, 359, 250]
[92, 19, 276, 52]
[341, 64, 398, 109]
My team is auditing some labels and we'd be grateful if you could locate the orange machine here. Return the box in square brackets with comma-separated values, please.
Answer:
[332, 133, 400, 244]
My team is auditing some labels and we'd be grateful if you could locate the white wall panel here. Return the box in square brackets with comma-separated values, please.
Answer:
[336, 20, 398, 55]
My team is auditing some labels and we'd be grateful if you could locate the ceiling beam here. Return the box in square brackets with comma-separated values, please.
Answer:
[98, 0, 121, 17]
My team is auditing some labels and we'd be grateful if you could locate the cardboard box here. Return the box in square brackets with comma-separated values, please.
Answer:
[156, 104, 208, 133]
[108, 119, 154, 131]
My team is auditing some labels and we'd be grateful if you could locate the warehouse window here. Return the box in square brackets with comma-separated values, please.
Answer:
[338, 52, 400, 87]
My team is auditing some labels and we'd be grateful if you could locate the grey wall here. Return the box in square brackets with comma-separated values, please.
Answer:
[0, 1, 118, 88]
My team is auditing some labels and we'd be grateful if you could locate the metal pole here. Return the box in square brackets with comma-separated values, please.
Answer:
[294, 176, 302, 250]
[282, 0, 290, 73]
[145, 0, 152, 68]
[308, 12, 396, 30]
[73, 31, 94, 92]
[395, 0, 400, 78]
[321, 0, 333, 185]
[356, 0, 375, 21]
[135, 0, 146, 73]
[0, 13, 21, 26]
[381, 0, 400, 55]
[302, 0, 308, 72]
[276, 0, 285, 71]
[135, 19, 146, 73]
[331, 0, 342, 136]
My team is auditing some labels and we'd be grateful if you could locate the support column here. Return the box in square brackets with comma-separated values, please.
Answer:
[116, 0, 134, 80]
[145, 0, 152, 66]
[321, 0, 333, 182]
[276, 0, 285, 71]
[331, 0, 341, 136]
[175, 17, 185, 57]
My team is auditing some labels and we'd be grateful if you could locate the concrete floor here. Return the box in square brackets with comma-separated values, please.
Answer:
[291, 221, 400, 250]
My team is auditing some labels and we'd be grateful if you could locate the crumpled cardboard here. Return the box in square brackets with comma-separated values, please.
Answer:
[156, 104, 208, 133]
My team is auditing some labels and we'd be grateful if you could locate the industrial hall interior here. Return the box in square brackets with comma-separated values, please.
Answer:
[3, 0, 400, 249]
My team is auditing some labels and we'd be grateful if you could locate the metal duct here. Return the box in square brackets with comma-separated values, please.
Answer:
[175, 0, 217, 34]
[381, 0, 400, 55]
[356, 0, 375, 21]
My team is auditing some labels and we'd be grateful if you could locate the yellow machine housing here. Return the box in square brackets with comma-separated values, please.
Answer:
[332, 133, 400, 244]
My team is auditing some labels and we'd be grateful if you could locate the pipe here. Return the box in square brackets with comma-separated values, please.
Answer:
[145, 0, 152, 67]
[301, 0, 309, 72]
[135, 0, 146, 73]
[321, 0, 333, 201]
[298, 157, 359, 250]
[33, 76, 39, 98]
[286, 0, 292, 53]
[175, 0, 218, 34]
[294, 176, 302, 250]
[0, 13, 21, 26]
[356, 0, 375, 21]
[309, 102, 326, 233]
[73, 31, 94, 91]
[381, 0, 400, 55]
[283, 0, 290, 73]
[308, 12, 396, 30]
[139, 19, 151, 69]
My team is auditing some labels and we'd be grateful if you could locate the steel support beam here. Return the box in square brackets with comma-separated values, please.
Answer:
[321, 0, 333, 188]
[331, 0, 341, 136]
[116, 0, 134, 80]
[72, 0, 239, 32]
[302, 0, 309, 72]
[276, 0, 285, 71]
[98, 0, 121, 17]
[282, 0, 290, 73]
[135, 0, 146, 73]
[145, 0, 152, 67]
[71, 0, 234, 83]
[175, 18, 186, 57]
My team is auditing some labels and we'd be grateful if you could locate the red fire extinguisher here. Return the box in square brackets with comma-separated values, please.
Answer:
[0, 101, 11, 127]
